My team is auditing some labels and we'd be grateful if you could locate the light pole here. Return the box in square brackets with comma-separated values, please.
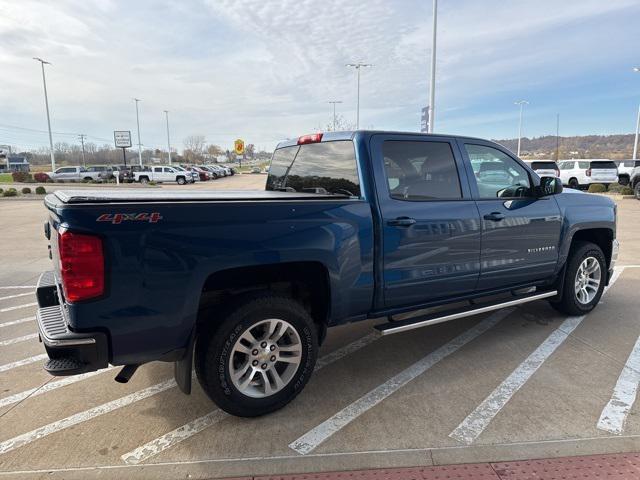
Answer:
[164, 110, 172, 165]
[633, 67, 640, 160]
[346, 63, 373, 129]
[134, 98, 142, 166]
[327, 101, 343, 131]
[514, 100, 529, 157]
[78, 134, 86, 167]
[33, 57, 56, 171]
[428, 0, 438, 133]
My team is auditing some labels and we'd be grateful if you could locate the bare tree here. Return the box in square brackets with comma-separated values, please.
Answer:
[183, 135, 206, 163]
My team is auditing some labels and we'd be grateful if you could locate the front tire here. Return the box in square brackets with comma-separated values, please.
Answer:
[195, 295, 318, 417]
[635, 182, 640, 200]
[177, 176, 186, 185]
[549, 241, 606, 316]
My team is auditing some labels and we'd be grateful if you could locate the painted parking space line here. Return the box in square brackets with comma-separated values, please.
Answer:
[120, 332, 381, 464]
[597, 335, 640, 434]
[0, 354, 48, 373]
[0, 333, 38, 347]
[289, 308, 515, 455]
[449, 267, 624, 445]
[0, 367, 117, 409]
[0, 302, 37, 314]
[0, 286, 36, 290]
[0, 379, 177, 455]
[0, 292, 33, 303]
[0, 317, 34, 329]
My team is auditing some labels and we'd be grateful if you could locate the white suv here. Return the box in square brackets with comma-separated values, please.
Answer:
[616, 160, 640, 186]
[558, 159, 618, 189]
[526, 160, 560, 178]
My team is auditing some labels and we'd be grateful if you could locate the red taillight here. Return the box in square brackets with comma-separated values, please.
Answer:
[555, 169, 560, 177]
[58, 230, 104, 303]
[297, 133, 323, 145]
[586, 169, 591, 177]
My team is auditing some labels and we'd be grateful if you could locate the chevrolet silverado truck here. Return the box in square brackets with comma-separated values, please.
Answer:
[36, 131, 619, 417]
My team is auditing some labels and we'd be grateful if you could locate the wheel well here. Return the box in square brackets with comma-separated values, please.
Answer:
[570, 228, 613, 267]
[198, 261, 330, 333]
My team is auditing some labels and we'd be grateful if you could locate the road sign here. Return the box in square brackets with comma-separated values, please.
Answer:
[234, 139, 245, 156]
[114, 131, 132, 148]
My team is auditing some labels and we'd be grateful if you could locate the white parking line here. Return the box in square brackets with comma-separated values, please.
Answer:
[0, 367, 117, 409]
[0, 379, 176, 455]
[0, 286, 35, 290]
[0, 317, 34, 329]
[597, 336, 640, 434]
[0, 292, 33, 302]
[0, 302, 37, 314]
[0, 354, 48, 373]
[449, 267, 624, 445]
[289, 308, 515, 455]
[121, 331, 381, 464]
[0, 333, 38, 347]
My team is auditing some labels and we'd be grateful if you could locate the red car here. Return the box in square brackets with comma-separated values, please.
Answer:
[189, 166, 212, 181]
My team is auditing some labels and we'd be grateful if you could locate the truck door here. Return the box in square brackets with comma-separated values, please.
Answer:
[370, 134, 482, 308]
[459, 141, 562, 290]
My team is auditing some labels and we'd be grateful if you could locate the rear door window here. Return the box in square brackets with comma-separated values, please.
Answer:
[266, 141, 360, 196]
[381, 140, 462, 200]
[578, 161, 589, 169]
[590, 161, 617, 169]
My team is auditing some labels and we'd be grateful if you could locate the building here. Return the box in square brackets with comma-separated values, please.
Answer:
[1, 156, 30, 173]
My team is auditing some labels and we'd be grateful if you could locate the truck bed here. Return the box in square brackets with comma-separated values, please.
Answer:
[51, 189, 340, 204]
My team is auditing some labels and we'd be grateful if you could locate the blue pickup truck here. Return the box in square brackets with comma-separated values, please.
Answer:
[36, 131, 619, 417]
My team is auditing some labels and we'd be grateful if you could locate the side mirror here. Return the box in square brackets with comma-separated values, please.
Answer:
[537, 176, 563, 197]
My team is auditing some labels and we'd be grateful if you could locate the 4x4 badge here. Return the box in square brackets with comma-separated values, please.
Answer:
[96, 213, 163, 224]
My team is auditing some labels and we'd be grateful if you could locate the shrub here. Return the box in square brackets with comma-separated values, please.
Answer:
[608, 183, 623, 193]
[620, 186, 634, 195]
[148, 181, 157, 186]
[21, 187, 31, 194]
[69, 179, 76, 183]
[2, 188, 18, 197]
[35, 186, 47, 194]
[0, 188, 3, 193]
[34, 172, 50, 183]
[11, 171, 33, 183]
[588, 184, 606, 193]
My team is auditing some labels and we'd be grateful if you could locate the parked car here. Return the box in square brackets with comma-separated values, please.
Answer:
[526, 160, 560, 178]
[114, 165, 148, 183]
[630, 166, 640, 199]
[44, 166, 97, 182]
[207, 165, 227, 177]
[558, 159, 618, 189]
[251, 166, 262, 173]
[171, 165, 197, 183]
[190, 166, 213, 181]
[85, 165, 117, 182]
[36, 130, 618, 417]
[615, 160, 640, 185]
[134, 165, 191, 184]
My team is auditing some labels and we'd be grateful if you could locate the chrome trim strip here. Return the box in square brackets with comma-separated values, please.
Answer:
[44, 337, 96, 347]
[377, 290, 558, 336]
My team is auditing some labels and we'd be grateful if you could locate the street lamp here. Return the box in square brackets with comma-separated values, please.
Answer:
[33, 57, 56, 171]
[633, 67, 640, 160]
[133, 98, 142, 166]
[346, 63, 373, 129]
[514, 100, 529, 157]
[428, 0, 438, 133]
[164, 110, 172, 165]
[327, 101, 343, 131]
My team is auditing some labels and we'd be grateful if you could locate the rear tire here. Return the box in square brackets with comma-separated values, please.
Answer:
[635, 182, 640, 200]
[568, 178, 579, 189]
[195, 294, 318, 417]
[549, 241, 606, 316]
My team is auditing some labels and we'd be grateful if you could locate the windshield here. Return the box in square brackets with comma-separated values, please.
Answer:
[266, 141, 360, 196]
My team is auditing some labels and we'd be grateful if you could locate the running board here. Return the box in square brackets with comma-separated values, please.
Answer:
[375, 290, 557, 336]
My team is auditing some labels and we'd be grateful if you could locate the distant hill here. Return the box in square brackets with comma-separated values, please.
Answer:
[493, 134, 637, 160]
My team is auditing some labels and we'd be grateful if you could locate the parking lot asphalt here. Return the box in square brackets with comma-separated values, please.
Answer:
[0, 181, 639, 479]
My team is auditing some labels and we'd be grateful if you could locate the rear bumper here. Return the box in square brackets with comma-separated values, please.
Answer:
[607, 239, 620, 284]
[36, 271, 109, 376]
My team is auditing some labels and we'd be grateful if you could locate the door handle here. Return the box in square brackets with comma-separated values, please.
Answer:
[484, 212, 505, 222]
[387, 217, 416, 227]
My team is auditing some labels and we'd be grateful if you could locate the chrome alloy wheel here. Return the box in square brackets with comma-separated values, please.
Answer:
[229, 319, 302, 398]
[574, 256, 601, 305]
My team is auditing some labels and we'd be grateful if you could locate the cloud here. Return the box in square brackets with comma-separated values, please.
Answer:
[0, 0, 638, 152]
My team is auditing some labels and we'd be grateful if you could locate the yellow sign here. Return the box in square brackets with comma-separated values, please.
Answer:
[234, 139, 245, 155]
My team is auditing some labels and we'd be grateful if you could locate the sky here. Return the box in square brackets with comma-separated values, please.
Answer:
[1, 0, 639, 153]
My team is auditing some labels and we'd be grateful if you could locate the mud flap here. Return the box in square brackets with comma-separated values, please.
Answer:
[174, 328, 195, 394]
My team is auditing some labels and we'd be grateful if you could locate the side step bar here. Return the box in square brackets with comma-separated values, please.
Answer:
[375, 290, 557, 336]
